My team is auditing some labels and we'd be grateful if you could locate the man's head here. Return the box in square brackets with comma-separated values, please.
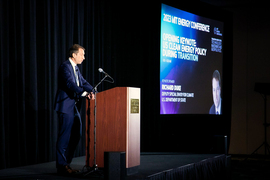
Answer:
[212, 70, 221, 109]
[69, 44, 85, 64]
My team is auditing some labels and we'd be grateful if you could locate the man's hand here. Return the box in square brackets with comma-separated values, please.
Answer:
[87, 92, 95, 100]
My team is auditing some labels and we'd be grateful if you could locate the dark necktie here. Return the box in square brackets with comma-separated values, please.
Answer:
[75, 66, 79, 86]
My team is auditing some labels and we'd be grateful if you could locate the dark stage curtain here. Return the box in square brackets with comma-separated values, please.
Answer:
[0, 0, 118, 169]
[194, 155, 227, 180]
[145, 155, 228, 180]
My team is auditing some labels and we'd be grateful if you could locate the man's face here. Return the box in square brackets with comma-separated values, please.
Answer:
[72, 48, 85, 64]
[212, 78, 221, 108]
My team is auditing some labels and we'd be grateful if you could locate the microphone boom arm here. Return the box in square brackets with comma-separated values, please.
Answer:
[92, 75, 108, 92]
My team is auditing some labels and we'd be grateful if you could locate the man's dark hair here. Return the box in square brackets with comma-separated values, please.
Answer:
[212, 70, 221, 87]
[68, 44, 85, 58]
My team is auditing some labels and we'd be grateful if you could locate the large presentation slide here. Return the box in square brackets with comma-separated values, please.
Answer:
[160, 4, 224, 115]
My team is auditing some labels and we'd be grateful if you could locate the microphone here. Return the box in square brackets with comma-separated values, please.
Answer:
[98, 68, 114, 83]
[93, 68, 114, 92]
[98, 68, 109, 76]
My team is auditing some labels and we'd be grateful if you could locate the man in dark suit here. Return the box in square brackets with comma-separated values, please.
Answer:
[209, 70, 222, 115]
[54, 44, 95, 174]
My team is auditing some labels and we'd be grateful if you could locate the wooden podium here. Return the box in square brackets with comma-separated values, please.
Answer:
[85, 87, 140, 171]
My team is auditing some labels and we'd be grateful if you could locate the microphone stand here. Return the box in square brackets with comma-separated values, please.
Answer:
[83, 75, 107, 177]
[245, 93, 270, 160]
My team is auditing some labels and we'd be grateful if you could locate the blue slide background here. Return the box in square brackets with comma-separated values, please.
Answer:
[160, 4, 224, 114]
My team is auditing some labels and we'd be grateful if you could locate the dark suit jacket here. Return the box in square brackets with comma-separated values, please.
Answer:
[209, 99, 222, 115]
[209, 104, 216, 114]
[54, 60, 93, 114]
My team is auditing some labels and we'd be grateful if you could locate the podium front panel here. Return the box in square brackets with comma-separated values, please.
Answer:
[86, 87, 140, 168]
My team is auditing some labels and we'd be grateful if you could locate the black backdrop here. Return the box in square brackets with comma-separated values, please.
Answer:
[0, 0, 232, 169]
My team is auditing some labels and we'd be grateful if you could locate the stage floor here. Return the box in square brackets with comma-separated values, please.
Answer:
[0, 153, 229, 180]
